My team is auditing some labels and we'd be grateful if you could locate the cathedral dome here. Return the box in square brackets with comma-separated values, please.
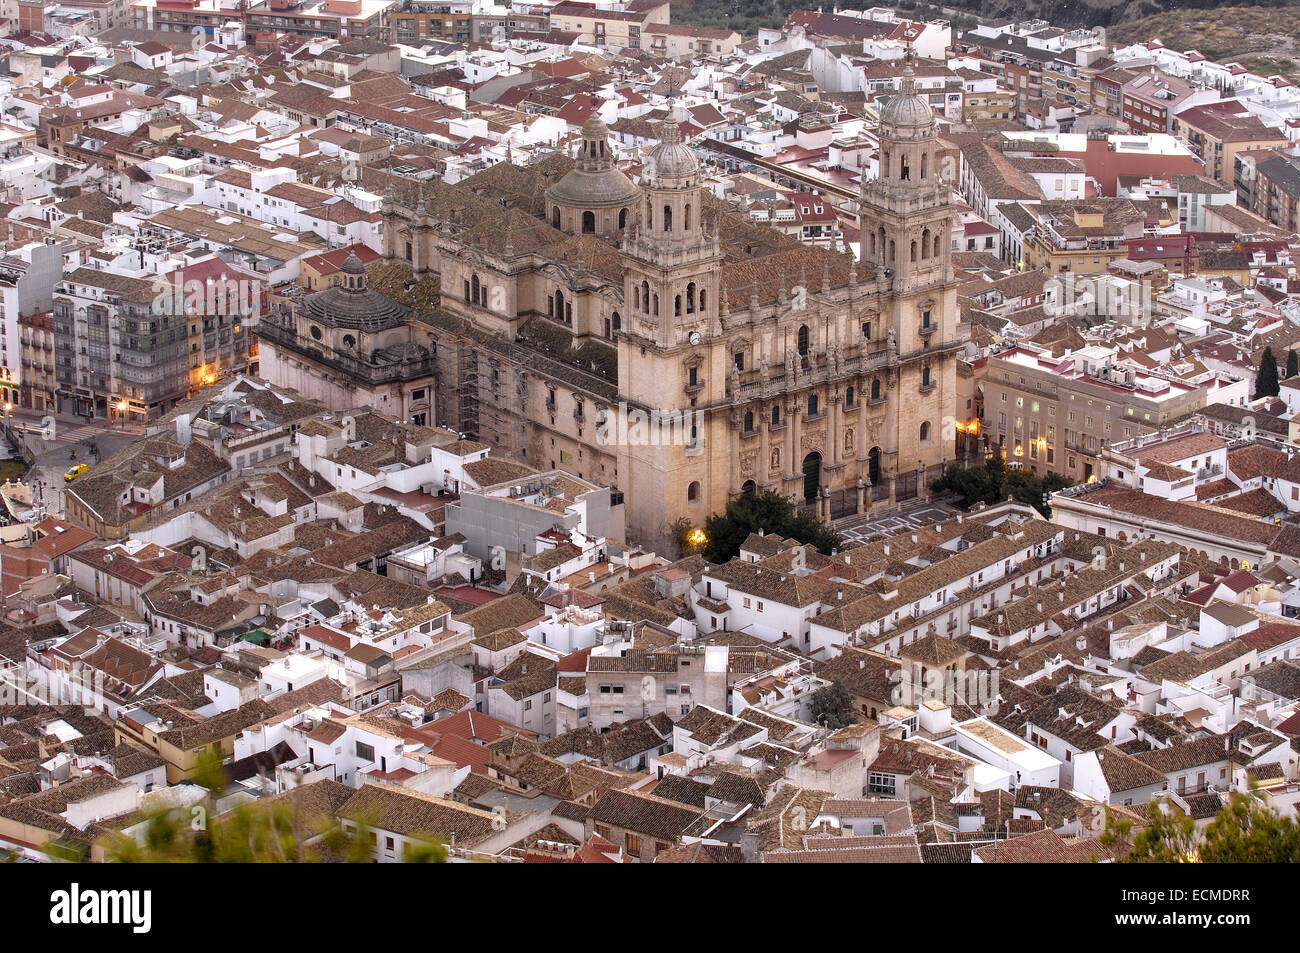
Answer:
[545, 115, 642, 211]
[545, 164, 642, 209]
[878, 66, 934, 133]
[301, 261, 408, 332]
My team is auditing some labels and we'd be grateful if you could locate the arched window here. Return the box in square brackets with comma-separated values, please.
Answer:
[846, 386, 855, 407]
[920, 421, 931, 441]
[555, 289, 565, 319]
[699, 289, 706, 313]
[933, 233, 942, 258]
[871, 378, 881, 401]
[889, 239, 896, 262]
[612, 311, 621, 331]
[901, 155, 910, 180]
[675, 295, 682, 316]
[922, 228, 931, 258]
[869, 231, 877, 257]
[808, 394, 819, 416]
[663, 205, 672, 232]
[653, 294, 659, 316]
[582, 211, 595, 233]
[922, 366, 932, 387]
[552, 207, 560, 228]
[744, 411, 754, 432]
[641, 280, 650, 312]
[687, 481, 700, 502]
[742, 480, 756, 495]
[646, 203, 653, 230]
[684, 204, 691, 230]
[772, 405, 781, 427]
[686, 282, 696, 313]
[619, 207, 628, 229]
[471, 273, 481, 305]
[910, 240, 917, 262]
[920, 152, 928, 180]
[797, 325, 809, 356]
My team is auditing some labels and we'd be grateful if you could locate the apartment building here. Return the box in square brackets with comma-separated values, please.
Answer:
[1121, 69, 1216, 135]
[391, 0, 473, 43]
[1171, 102, 1289, 190]
[243, 0, 396, 44]
[1021, 198, 1152, 275]
[0, 242, 63, 407]
[1253, 152, 1300, 234]
[547, 1, 665, 48]
[981, 344, 1206, 482]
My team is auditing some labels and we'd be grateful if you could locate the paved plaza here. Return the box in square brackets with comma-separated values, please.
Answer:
[833, 500, 960, 545]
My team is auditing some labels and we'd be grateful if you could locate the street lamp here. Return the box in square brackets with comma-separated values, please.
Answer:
[117, 400, 127, 433]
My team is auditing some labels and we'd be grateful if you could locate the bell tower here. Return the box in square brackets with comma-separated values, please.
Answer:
[859, 60, 959, 486]
[615, 111, 728, 550]
[621, 113, 722, 352]
[860, 64, 953, 294]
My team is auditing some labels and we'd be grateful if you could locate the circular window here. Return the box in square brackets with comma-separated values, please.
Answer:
[310, 325, 322, 341]
[343, 334, 356, 349]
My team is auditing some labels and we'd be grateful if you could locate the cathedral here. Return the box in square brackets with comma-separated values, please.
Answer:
[261, 67, 960, 552]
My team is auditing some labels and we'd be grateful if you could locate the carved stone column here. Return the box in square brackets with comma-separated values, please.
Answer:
[787, 404, 801, 481]
[760, 412, 772, 489]
[829, 394, 842, 468]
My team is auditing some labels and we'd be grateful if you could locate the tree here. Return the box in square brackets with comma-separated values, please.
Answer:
[931, 457, 1071, 517]
[1256, 347, 1280, 398]
[1121, 789, 1300, 862]
[701, 488, 840, 564]
[94, 799, 448, 864]
[90, 749, 448, 863]
[1287, 349, 1298, 380]
[1198, 791, 1300, 862]
[1124, 800, 1198, 862]
[809, 682, 856, 729]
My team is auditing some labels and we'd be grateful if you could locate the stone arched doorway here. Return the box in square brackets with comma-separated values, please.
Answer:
[802, 452, 821, 504]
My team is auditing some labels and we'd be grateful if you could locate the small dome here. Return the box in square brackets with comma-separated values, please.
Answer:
[580, 115, 610, 139]
[878, 66, 933, 131]
[644, 114, 700, 182]
[340, 252, 365, 275]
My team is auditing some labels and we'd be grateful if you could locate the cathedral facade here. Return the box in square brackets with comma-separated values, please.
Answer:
[268, 70, 960, 552]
